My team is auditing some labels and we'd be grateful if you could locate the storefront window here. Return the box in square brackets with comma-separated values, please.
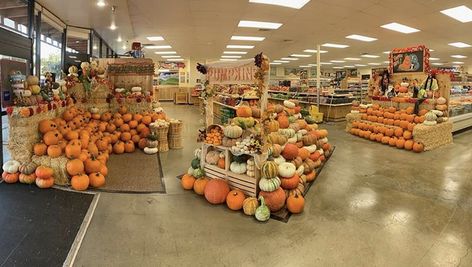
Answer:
[91, 32, 100, 58]
[0, 0, 29, 37]
[40, 19, 63, 79]
[65, 27, 90, 72]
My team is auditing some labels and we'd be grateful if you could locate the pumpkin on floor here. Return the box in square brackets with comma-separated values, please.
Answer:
[66, 159, 85, 176]
[226, 190, 246, 211]
[35, 177, 54, 188]
[193, 177, 209, 195]
[2, 172, 19, 183]
[258, 187, 286, 212]
[204, 179, 230, 204]
[71, 174, 89, 191]
[242, 197, 259, 216]
[89, 172, 106, 188]
[181, 174, 196, 190]
[19, 173, 36, 184]
[287, 193, 305, 214]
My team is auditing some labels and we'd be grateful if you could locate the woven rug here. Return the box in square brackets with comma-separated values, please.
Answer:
[95, 151, 166, 193]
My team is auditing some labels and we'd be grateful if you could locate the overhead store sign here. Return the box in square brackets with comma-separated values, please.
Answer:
[389, 45, 430, 74]
[206, 59, 258, 85]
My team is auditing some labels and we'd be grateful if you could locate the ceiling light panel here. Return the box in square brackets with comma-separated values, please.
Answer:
[303, 49, 328, 53]
[451, 55, 467, 58]
[344, 65, 355, 68]
[231, 36, 265, 41]
[361, 55, 380, 58]
[355, 64, 367, 67]
[227, 45, 255, 49]
[291, 54, 311, 57]
[270, 62, 282, 65]
[281, 57, 298, 61]
[221, 55, 242, 58]
[381, 22, 420, 34]
[238, 20, 282, 29]
[344, 57, 361, 61]
[432, 63, 443, 66]
[274, 60, 289, 63]
[223, 51, 248, 54]
[429, 57, 440, 61]
[368, 63, 381, 65]
[168, 59, 184, 62]
[383, 51, 391, 54]
[220, 58, 238, 61]
[145, 45, 172, 49]
[452, 61, 464, 64]
[441, 5, 472, 23]
[154, 51, 177, 54]
[322, 43, 349, 48]
[333, 67, 343, 69]
[346, 34, 377, 42]
[147, 36, 164, 41]
[330, 60, 346, 63]
[161, 55, 181, 58]
[448, 42, 471, 48]
[248, 0, 310, 9]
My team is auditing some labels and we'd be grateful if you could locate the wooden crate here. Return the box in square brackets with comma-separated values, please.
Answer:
[174, 92, 188, 104]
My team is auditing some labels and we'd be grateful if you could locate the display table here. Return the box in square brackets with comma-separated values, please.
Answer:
[319, 103, 352, 121]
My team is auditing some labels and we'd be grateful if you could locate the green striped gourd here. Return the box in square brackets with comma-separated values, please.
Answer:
[261, 161, 278, 178]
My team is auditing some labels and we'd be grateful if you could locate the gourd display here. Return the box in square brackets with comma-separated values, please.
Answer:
[280, 174, 299, 190]
[259, 177, 281, 192]
[255, 196, 270, 222]
[223, 124, 243, 138]
[3, 160, 20, 174]
[242, 197, 259, 216]
[261, 161, 278, 178]
[236, 105, 252, 118]
[2, 172, 19, 183]
[282, 144, 299, 160]
[71, 174, 90, 191]
[230, 161, 247, 174]
[19, 173, 36, 184]
[204, 179, 230, 204]
[35, 177, 54, 188]
[205, 150, 220, 165]
[278, 162, 296, 178]
[226, 190, 245, 211]
[287, 193, 305, 214]
[258, 187, 286, 212]
[89, 172, 106, 188]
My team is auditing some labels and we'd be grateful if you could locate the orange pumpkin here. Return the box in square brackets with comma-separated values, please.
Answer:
[62, 110, 75, 121]
[89, 172, 105, 188]
[87, 143, 99, 157]
[128, 120, 138, 129]
[66, 159, 85, 176]
[64, 141, 81, 159]
[277, 115, 289, 129]
[226, 190, 246, 211]
[124, 141, 135, 153]
[120, 124, 131, 132]
[394, 128, 403, 138]
[193, 177, 209, 195]
[138, 138, 148, 149]
[43, 131, 61, 146]
[305, 171, 316, 182]
[122, 113, 132, 122]
[47, 145, 62, 158]
[99, 164, 108, 176]
[403, 130, 412, 140]
[35, 166, 53, 179]
[141, 116, 152, 125]
[113, 118, 124, 127]
[413, 142, 424, 153]
[118, 106, 127, 115]
[181, 174, 196, 190]
[84, 157, 102, 174]
[217, 158, 225, 169]
[204, 179, 230, 204]
[133, 114, 143, 122]
[404, 140, 414, 150]
[36, 177, 54, 188]
[120, 132, 132, 141]
[113, 141, 125, 154]
[287, 193, 305, 214]
[2, 172, 19, 183]
[71, 174, 89, 191]
[282, 144, 299, 160]
[34, 142, 48, 156]
[395, 138, 405, 149]
[96, 138, 109, 151]
[258, 187, 286, 212]
[38, 119, 57, 134]
[281, 174, 299, 190]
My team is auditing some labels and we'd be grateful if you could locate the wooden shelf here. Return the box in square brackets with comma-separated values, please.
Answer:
[213, 101, 237, 110]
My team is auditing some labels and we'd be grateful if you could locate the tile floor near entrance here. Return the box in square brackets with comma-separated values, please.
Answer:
[74, 103, 472, 267]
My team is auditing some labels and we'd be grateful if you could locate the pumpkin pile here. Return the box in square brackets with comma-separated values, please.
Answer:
[1, 159, 56, 189]
[30, 105, 168, 191]
[349, 104, 425, 152]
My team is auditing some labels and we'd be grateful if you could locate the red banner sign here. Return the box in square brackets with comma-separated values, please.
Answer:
[207, 62, 257, 85]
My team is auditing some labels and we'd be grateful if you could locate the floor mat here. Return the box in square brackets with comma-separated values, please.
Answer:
[0, 183, 94, 266]
[96, 151, 166, 193]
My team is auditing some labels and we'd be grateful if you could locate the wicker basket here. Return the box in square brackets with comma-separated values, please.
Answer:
[169, 121, 183, 135]
[169, 134, 183, 149]
[159, 140, 169, 152]
[157, 126, 169, 141]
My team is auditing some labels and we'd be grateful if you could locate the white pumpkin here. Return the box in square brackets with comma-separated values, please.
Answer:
[296, 165, 305, 176]
[278, 162, 296, 178]
[131, 87, 142, 92]
[283, 100, 296, 108]
[90, 107, 99, 114]
[305, 145, 317, 153]
[246, 170, 255, 177]
[436, 97, 447, 105]
[230, 162, 247, 174]
[287, 136, 297, 144]
[293, 113, 302, 119]
[144, 147, 158, 154]
[115, 88, 125, 93]
[3, 160, 20, 173]
[187, 167, 194, 175]
[194, 148, 202, 159]
[431, 110, 444, 117]
[273, 156, 286, 165]
[298, 129, 308, 135]
[259, 177, 281, 192]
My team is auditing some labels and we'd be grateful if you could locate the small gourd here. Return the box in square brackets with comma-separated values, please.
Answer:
[3, 160, 20, 173]
[259, 177, 281, 192]
[255, 196, 270, 222]
[230, 161, 247, 174]
[243, 197, 259, 216]
[223, 124, 243, 138]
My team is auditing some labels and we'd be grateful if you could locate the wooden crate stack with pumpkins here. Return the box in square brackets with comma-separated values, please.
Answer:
[181, 99, 334, 222]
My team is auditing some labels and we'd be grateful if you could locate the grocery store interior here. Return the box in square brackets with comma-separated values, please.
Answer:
[0, 0, 471, 266]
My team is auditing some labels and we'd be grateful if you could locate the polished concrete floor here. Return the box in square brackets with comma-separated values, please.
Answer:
[74, 103, 472, 267]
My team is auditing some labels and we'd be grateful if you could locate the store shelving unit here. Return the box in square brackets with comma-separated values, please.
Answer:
[449, 81, 472, 132]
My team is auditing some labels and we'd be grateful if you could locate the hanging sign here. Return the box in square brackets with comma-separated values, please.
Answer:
[389, 45, 430, 74]
[206, 59, 258, 85]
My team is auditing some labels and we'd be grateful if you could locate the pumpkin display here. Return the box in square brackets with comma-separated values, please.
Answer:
[113, 141, 125, 154]
[84, 157, 101, 174]
[181, 174, 196, 190]
[265, 120, 279, 133]
[305, 171, 316, 182]
[217, 158, 225, 169]
[66, 159, 85, 176]
[18, 162, 37, 175]
[261, 161, 278, 178]
[124, 141, 135, 153]
[35, 177, 54, 188]
[271, 144, 283, 157]
[255, 196, 270, 222]
[205, 150, 220, 165]
[280, 174, 299, 190]
[298, 148, 310, 160]
[19, 173, 36, 184]
[242, 197, 259, 216]
[230, 161, 247, 174]
[43, 131, 61, 145]
[34, 142, 48, 156]
[259, 177, 281, 192]
[193, 177, 209, 195]
[3, 160, 21, 173]
[226, 190, 245, 211]
[287, 193, 305, 214]
[278, 162, 296, 178]
[204, 179, 230, 204]
[413, 142, 424, 153]
[281, 144, 299, 160]
[236, 105, 252, 118]
[259, 187, 285, 212]
[277, 115, 289, 129]
[89, 172, 105, 188]
[268, 133, 287, 145]
[71, 174, 89, 191]
[301, 135, 316, 146]
[35, 166, 53, 179]
[2, 172, 19, 183]
[223, 124, 243, 138]
[38, 120, 57, 134]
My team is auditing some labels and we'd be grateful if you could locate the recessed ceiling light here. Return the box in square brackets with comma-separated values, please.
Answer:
[147, 36, 164, 41]
[154, 51, 177, 54]
[321, 62, 332, 65]
[238, 20, 282, 29]
[346, 34, 377, 42]
[344, 57, 361, 61]
[432, 63, 443, 66]
[299, 65, 310, 68]
[291, 54, 311, 57]
[222, 55, 242, 58]
[448, 42, 471, 48]
[333, 67, 344, 69]
[361, 54, 380, 58]
[383, 61, 390, 64]
[368, 63, 381, 65]
[145, 45, 172, 49]
[248, 0, 310, 9]
[308, 64, 317, 66]
[430, 57, 440, 61]
[452, 61, 464, 64]
[168, 58, 184, 62]
[97, 0, 105, 7]
[344, 65, 355, 68]
[231, 36, 265, 41]
[281, 57, 298, 61]
[429, 49, 435, 52]
[451, 55, 467, 58]
[381, 22, 420, 34]
[223, 51, 248, 54]
[161, 55, 181, 58]
[117, 36, 122, 42]
[441, 5, 472, 23]
[110, 23, 117, 30]
[383, 51, 391, 54]
[355, 64, 367, 67]
[322, 43, 349, 48]
[303, 49, 328, 53]
[274, 60, 289, 63]
[270, 62, 282, 65]
[226, 45, 255, 49]
[330, 60, 345, 63]
[220, 58, 238, 61]
[158, 69, 170, 72]
[122, 44, 126, 49]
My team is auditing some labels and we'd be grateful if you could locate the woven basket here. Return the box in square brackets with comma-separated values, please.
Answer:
[169, 121, 183, 135]
[169, 135, 182, 149]
[159, 140, 169, 152]
[157, 126, 169, 141]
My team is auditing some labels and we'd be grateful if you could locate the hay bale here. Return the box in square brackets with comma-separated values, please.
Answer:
[8, 107, 66, 163]
[32, 155, 69, 185]
[372, 100, 398, 109]
[345, 113, 362, 132]
[89, 83, 110, 105]
[68, 83, 87, 102]
[413, 121, 453, 151]
[110, 99, 152, 113]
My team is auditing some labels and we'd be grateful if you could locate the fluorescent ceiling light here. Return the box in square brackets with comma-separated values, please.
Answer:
[74, 60, 81, 63]
[322, 43, 349, 48]
[147, 36, 164, 41]
[448, 42, 471, 48]
[248, 0, 310, 9]
[154, 51, 177, 54]
[97, 0, 105, 7]
[291, 54, 311, 57]
[274, 60, 289, 63]
[222, 55, 242, 58]
[451, 55, 467, 58]
[145, 45, 172, 49]
[333, 67, 343, 69]
[368, 63, 381, 65]
[304, 49, 328, 53]
[432, 63, 443, 66]
[168, 58, 184, 62]
[110, 23, 117, 30]
[321, 62, 332, 65]
[452, 61, 464, 64]
[161, 55, 181, 58]
[383, 61, 390, 64]
[220, 58, 238, 61]
[281, 57, 298, 61]
[381, 22, 420, 34]
[299, 65, 310, 68]
[383, 51, 391, 54]
[223, 51, 248, 54]
[122, 45, 126, 49]
[361, 54, 380, 58]
[430, 57, 440, 61]
[355, 64, 367, 67]
[430, 49, 435, 52]
[231, 36, 265, 41]
[308, 64, 317, 66]
[226, 45, 254, 49]
[117, 36, 122, 42]
[344, 57, 361, 61]
[441, 5, 472, 23]
[270, 62, 282, 65]
[344, 65, 355, 68]
[330, 60, 346, 63]
[346, 34, 377, 42]
[238, 20, 282, 29]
